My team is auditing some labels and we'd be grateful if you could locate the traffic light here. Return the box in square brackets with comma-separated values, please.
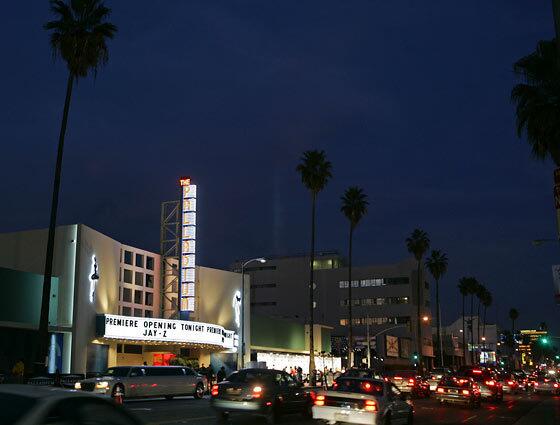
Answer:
[412, 352, 419, 363]
[540, 337, 550, 345]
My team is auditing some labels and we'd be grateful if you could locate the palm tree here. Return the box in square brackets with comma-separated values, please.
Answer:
[475, 282, 486, 354]
[425, 250, 448, 368]
[458, 278, 470, 363]
[405, 228, 430, 368]
[512, 39, 560, 166]
[480, 288, 492, 344]
[509, 308, 519, 334]
[296, 150, 332, 375]
[467, 278, 480, 365]
[40, 0, 117, 369]
[340, 187, 368, 367]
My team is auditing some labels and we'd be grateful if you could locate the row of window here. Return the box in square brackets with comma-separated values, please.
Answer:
[339, 316, 410, 326]
[339, 296, 410, 307]
[122, 249, 155, 270]
[338, 277, 409, 288]
[120, 306, 153, 318]
[120, 288, 154, 306]
[121, 269, 154, 288]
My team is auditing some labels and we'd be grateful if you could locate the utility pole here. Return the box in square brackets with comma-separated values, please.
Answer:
[366, 315, 371, 368]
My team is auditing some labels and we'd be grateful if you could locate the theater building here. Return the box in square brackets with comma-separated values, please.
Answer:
[0, 224, 247, 375]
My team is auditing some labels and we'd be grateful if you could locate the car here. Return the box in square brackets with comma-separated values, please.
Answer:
[532, 377, 560, 395]
[498, 372, 521, 394]
[0, 384, 141, 425]
[435, 377, 481, 408]
[426, 368, 453, 392]
[312, 376, 413, 425]
[341, 368, 383, 380]
[512, 370, 529, 391]
[385, 370, 430, 398]
[75, 366, 206, 401]
[210, 368, 313, 424]
[457, 367, 503, 402]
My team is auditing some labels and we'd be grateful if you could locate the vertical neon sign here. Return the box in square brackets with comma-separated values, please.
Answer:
[179, 177, 196, 317]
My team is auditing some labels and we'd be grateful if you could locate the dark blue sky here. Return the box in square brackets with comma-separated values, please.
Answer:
[1, 1, 558, 334]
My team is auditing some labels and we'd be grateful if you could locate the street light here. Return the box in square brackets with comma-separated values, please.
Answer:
[238, 257, 266, 369]
[422, 315, 430, 323]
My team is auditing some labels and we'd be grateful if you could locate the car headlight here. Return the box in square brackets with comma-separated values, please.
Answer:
[74, 382, 81, 390]
[95, 381, 110, 390]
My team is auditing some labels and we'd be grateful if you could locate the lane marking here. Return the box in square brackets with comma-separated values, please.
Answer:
[462, 415, 477, 422]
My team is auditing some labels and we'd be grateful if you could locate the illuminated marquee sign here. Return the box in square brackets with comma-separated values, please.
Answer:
[180, 177, 197, 313]
[97, 314, 236, 349]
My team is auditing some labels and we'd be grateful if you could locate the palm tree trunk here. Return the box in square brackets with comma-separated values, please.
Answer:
[462, 296, 466, 365]
[436, 279, 443, 367]
[347, 225, 354, 368]
[416, 260, 422, 371]
[483, 306, 487, 347]
[38, 73, 74, 373]
[477, 299, 481, 363]
[470, 295, 474, 365]
[308, 193, 316, 379]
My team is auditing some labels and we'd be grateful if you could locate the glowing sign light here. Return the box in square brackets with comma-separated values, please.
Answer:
[180, 177, 197, 314]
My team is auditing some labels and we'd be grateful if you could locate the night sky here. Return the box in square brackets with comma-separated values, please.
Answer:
[1, 1, 558, 335]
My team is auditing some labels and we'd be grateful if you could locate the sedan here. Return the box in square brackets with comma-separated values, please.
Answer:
[532, 377, 560, 395]
[210, 368, 312, 424]
[426, 368, 453, 392]
[312, 377, 413, 425]
[435, 377, 481, 409]
[385, 371, 430, 398]
[0, 384, 141, 425]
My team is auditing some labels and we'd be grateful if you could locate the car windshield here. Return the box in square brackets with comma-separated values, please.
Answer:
[104, 367, 130, 377]
[227, 371, 274, 384]
[335, 379, 384, 395]
[439, 378, 471, 388]
[0, 393, 37, 425]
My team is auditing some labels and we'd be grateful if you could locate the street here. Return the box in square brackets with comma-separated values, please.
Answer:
[123, 392, 560, 425]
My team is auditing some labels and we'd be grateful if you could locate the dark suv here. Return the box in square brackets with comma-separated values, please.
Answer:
[210, 368, 312, 424]
[457, 367, 503, 402]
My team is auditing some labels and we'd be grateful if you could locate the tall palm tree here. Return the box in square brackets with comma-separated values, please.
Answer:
[481, 288, 492, 344]
[475, 282, 486, 354]
[296, 150, 332, 375]
[509, 308, 519, 334]
[340, 187, 368, 367]
[467, 278, 480, 365]
[40, 0, 117, 369]
[406, 228, 430, 369]
[458, 278, 470, 363]
[425, 250, 448, 368]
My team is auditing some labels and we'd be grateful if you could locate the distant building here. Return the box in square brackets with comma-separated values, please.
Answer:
[233, 253, 433, 368]
[517, 329, 548, 367]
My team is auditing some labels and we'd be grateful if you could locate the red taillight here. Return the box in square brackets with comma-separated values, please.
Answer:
[462, 390, 470, 396]
[252, 386, 263, 398]
[473, 370, 482, 374]
[407, 378, 415, 386]
[211, 385, 219, 396]
[507, 381, 514, 385]
[485, 380, 495, 386]
[364, 400, 377, 412]
[332, 382, 338, 390]
[534, 382, 539, 387]
[437, 387, 445, 393]
[554, 383, 559, 388]
[315, 395, 325, 406]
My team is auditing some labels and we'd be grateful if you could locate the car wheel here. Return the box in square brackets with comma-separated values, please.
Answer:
[194, 383, 204, 399]
[216, 411, 228, 424]
[165, 395, 174, 400]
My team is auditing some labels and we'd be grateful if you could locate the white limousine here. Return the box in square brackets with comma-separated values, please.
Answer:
[75, 366, 207, 400]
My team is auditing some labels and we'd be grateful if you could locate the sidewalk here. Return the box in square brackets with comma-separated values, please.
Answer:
[514, 398, 560, 425]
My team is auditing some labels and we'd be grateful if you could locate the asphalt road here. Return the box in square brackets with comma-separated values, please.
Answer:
[123, 392, 560, 425]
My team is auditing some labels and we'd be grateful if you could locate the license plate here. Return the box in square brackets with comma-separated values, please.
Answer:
[335, 412, 350, 421]
[450, 390, 458, 394]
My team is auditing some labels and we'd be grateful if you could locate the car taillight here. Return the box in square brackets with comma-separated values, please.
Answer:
[364, 400, 377, 412]
[554, 383, 559, 388]
[507, 381, 514, 385]
[407, 378, 415, 386]
[252, 386, 263, 398]
[315, 395, 325, 406]
[534, 382, 539, 387]
[332, 383, 338, 390]
[462, 390, 470, 396]
[485, 380, 495, 386]
[437, 387, 445, 393]
[211, 385, 219, 396]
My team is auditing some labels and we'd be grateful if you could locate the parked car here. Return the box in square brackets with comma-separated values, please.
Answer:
[75, 366, 206, 400]
[457, 367, 503, 402]
[385, 370, 430, 398]
[435, 377, 481, 408]
[532, 377, 560, 395]
[426, 368, 453, 392]
[0, 384, 141, 425]
[210, 368, 313, 424]
[312, 377, 413, 425]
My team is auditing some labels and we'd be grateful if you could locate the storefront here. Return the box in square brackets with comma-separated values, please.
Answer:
[0, 224, 248, 375]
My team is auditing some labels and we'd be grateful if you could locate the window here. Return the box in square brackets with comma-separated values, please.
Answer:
[134, 308, 143, 317]
[124, 250, 133, 265]
[339, 280, 359, 288]
[122, 306, 131, 316]
[360, 278, 384, 287]
[145, 292, 153, 306]
[144, 310, 153, 318]
[135, 272, 144, 286]
[123, 269, 133, 284]
[124, 345, 143, 354]
[122, 288, 132, 303]
[146, 256, 154, 270]
[146, 274, 154, 288]
[136, 254, 144, 268]
[134, 290, 143, 304]
[340, 319, 349, 326]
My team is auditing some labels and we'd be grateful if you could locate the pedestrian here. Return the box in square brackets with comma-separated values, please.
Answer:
[327, 368, 334, 388]
[143, 361, 148, 366]
[217, 366, 226, 383]
[12, 358, 24, 383]
[205, 365, 214, 386]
